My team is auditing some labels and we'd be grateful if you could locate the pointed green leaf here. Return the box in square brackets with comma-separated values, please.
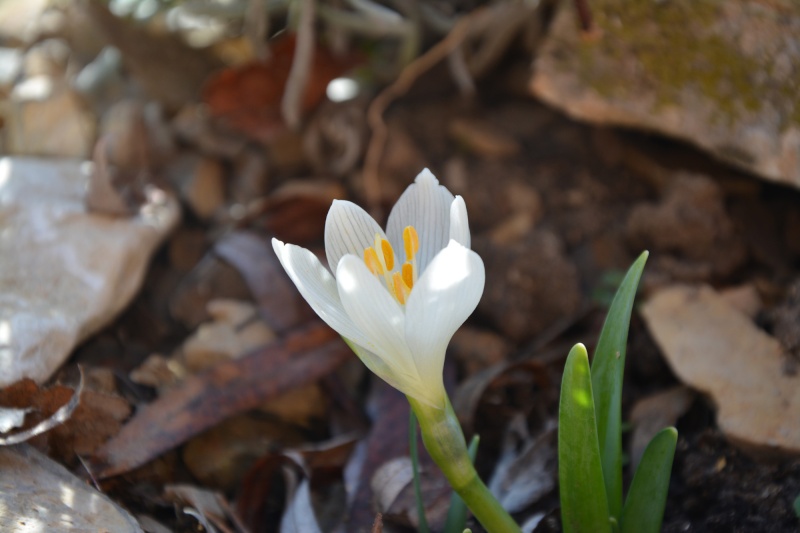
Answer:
[620, 427, 678, 533]
[591, 251, 648, 520]
[559, 344, 611, 533]
[443, 435, 480, 533]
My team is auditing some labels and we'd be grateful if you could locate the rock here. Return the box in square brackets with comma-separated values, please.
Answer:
[4, 81, 96, 158]
[0, 48, 23, 93]
[530, 0, 800, 189]
[165, 153, 226, 220]
[641, 284, 800, 455]
[475, 229, 582, 342]
[0, 444, 143, 532]
[0, 157, 179, 386]
[626, 173, 747, 280]
[0, 0, 49, 45]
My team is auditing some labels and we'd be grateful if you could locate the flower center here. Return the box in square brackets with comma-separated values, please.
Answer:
[363, 226, 419, 305]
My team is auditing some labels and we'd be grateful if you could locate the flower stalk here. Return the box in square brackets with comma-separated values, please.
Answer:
[408, 397, 522, 533]
[272, 169, 520, 531]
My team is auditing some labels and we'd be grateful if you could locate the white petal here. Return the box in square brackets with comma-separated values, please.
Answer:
[405, 240, 485, 391]
[345, 340, 434, 403]
[386, 168, 455, 275]
[449, 196, 471, 249]
[335, 255, 418, 378]
[325, 200, 386, 274]
[272, 239, 371, 347]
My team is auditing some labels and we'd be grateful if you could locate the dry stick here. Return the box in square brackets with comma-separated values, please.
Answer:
[246, 0, 270, 61]
[281, 0, 316, 130]
[362, 12, 477, 217]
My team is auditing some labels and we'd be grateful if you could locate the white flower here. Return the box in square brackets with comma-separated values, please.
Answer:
[272, 169, 484, 407]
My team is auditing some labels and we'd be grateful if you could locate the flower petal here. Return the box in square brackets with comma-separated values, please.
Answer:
[386, 169, 455, 275]
[325, 200, 386, 274]
[272, 239, 370, 348]
[449, 195, 470, 249]
[404, 240, 485, 392]
[345, 340, 434, 403]
[335, 255, 418, 379]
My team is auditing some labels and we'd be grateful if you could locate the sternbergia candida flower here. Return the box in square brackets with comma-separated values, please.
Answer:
[272, 169, 484, 408]
[273, 169, 520, 532]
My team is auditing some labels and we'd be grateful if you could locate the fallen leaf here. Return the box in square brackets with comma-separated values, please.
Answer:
[263, 180, 345, 246]
[92, 323, 352, 478]
[164, 484, 245, 533]
[0, 407, 31, 433]
[488, 415, 557, 513]
[214, 231, 311, 333]
[202, 34, 357, 143]
[641, 284, 800, 455]
[629, 386, 695, 470]
[280, 477, 323, 533]
[0, 373, 83, 446]
[0, 444, 143, 532]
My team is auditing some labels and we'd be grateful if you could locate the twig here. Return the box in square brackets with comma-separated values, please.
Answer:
[281, 0, 316, 130]
[362, 11, 477, 216]
[246, 0, 270, 61]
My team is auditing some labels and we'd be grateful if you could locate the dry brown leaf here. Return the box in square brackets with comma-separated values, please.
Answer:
[0, 370, 128, 462]
[92, 323, 351, 478]
[202, 34, 358, 143]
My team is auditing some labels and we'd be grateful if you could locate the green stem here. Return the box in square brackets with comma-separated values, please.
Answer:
[409, 410, 431, 533]
[407, 397, 521, 533]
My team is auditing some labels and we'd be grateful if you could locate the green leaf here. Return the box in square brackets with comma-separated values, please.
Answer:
[559, 344, 612, 533]
[410, 410, 430, 533]
[443, 435, 480, 533]
[620, 427, 678, 533]
[591, 251, 649, 520]
[793, 493, 800, 518]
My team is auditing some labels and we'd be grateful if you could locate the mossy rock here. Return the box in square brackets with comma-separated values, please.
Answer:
[530, 0, 800, 188]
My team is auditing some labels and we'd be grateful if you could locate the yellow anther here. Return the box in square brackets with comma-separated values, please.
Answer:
[392, 272, 411, 305]
[403, 226, 419, 261]
[364, 247, 383, 276]
[380, 239, 395, 271]
[402, 262, 415, 289]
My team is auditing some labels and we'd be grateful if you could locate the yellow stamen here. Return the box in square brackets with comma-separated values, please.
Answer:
[364, 247, 383, 276]
[393, 272, 411, 305]
[380, 239, 395, 271]
[402, 262, 415, 289]
[403, 226, 419, 261]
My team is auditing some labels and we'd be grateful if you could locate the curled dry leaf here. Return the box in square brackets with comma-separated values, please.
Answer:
[92, 323, 352, 478]
[0, 370, 83, 447]
[0, 371, 131, 463]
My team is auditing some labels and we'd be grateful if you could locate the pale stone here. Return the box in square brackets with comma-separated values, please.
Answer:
[4, 83, 96, 158]
[181, 299, 275, 372]
[641, 285, 800, 455]
[0, 444, 143, 532]
[0, 157, 179, 387]
[530, 1, 800, 189]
